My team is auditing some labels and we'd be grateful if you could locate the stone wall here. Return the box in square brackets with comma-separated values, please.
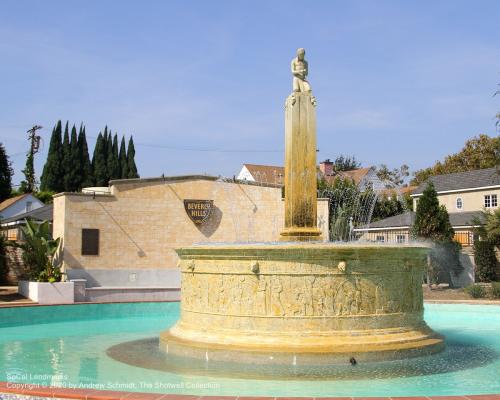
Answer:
[5, 247, 29, 284]
[53, 177, 330, 285]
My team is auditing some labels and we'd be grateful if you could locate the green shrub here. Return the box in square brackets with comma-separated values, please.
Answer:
[9, 219, 61, 282]
[473, 240, 498, 282]
[466, 284, 486, 299]
[491, 282, 500, 299]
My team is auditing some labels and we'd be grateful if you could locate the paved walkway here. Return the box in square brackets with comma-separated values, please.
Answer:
[0, 286, 32, 305]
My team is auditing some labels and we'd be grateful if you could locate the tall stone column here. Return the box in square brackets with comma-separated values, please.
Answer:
[280, 92, 322, 241]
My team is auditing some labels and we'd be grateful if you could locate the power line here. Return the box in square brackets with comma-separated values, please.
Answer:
[85, 135, 283, 153]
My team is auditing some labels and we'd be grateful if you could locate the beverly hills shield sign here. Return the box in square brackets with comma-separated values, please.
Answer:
[183, 199, 214, 224]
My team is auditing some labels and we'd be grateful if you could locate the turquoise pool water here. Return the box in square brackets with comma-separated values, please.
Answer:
[0, 302, 499, 397]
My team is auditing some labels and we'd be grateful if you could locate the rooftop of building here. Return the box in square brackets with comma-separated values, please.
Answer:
[0, 193, 31, 213]
[241, 164, 285, 185]
[412, 167, 500, 196]
[0, 204, 53, 225]
[355, 210, 484, 231]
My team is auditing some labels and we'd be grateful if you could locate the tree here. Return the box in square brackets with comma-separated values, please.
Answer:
[34, 191, 55, 204]
[332, 155, 360, 172]
[92, 133, 108, 186]
[127, 136, 139, 178]
[412, 135, 500, 186]
[377, 164, 410, 187]
[494, 82, 499, 132]
[412, 183, 454, 241]
[61, 122, 73, 192]
[471, 208, 500, 282]
[412, 182, 461, 286]
[473, 240, 498, 282]
[0, 142, 13, 202]
[102, 127, 110, 182]
[472, 208, 500, 247]
[62, 124, 81, 191]
[19, 151, 35, 193]
[40, 121, 64, 193]
[372, 194, 405, 222]
[119, 136, 129, 179]
[78, 125, 93, 188]
[107, 134, 120, 180]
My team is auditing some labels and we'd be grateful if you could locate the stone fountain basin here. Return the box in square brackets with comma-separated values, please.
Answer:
[160, 242, 444, 364]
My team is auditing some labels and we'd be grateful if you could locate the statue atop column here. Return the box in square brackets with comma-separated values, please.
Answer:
[291, 48, 312, 93]
[281, 48, 322, 242]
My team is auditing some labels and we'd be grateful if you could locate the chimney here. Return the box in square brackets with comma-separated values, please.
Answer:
[319, 159, 333, 176]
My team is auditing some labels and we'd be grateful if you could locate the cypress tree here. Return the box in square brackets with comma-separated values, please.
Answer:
[0, 142, 13, 202]
[119, 136, 128, 179]
[40, 121, 64, 192]
[113, 134, 120, 179]
[106, 133, 120, 180]
[412, 182, 454, 241]
[64, 124, 81, 191]
[102, 127, 110, 182]
[92, 133, 108, 186]
[61, 122, 72, 191]
[78, 125, 93, 188]
[127, 136, 139, 178]
[412, 182, 460, 286]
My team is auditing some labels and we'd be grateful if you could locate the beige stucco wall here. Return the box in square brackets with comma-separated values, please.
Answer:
[413, 187, 500, 213]
[53, 178, 330, 272]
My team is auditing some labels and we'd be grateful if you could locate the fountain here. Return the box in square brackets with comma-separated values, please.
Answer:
[159, 48, 444, 368]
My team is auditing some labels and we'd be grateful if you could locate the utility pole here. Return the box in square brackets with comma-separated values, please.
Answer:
[22, 125, 43, 192]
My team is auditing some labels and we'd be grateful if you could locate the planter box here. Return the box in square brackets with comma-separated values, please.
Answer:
[18, 281, 75, 304]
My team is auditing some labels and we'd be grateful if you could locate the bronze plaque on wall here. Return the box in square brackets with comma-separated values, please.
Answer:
[184, 199, 214, 224]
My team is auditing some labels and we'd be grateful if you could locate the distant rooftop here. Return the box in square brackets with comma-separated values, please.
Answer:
[0, 204, 53, 225]
[241, 164, 284, 185]
[0, 193, 31, 213]
[412, 167, 500, 195]
[333, 167, 373, 185]
[355, 210, 484, 231]
[242, 163, 377, 187]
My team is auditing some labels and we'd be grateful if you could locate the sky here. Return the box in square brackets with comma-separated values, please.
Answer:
[0, 0, 498, 187]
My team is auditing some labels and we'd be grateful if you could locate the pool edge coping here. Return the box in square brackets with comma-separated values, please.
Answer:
[1, 299, 500, 309]
[0, 382, 499, 400]
[0, 299, 180, 308]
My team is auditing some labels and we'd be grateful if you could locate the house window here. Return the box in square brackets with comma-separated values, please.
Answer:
[396, 235, 406, 244]
[26, 201, 32, 212]
[484, 194, 498, 208]
[82, 229, 99, 256]
[456, 197, 463, 209]
[376, 235, 385, 243]
[7, 229, 18, 241]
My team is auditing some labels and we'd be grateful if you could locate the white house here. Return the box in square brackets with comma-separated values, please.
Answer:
[236, 164, 285, 185]
[0, 193, 45, 220]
